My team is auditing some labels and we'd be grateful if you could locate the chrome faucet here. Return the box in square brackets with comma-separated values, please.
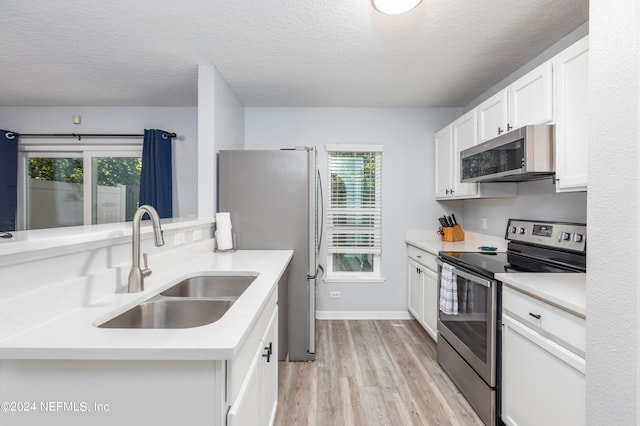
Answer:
[128, 205, 165, 293]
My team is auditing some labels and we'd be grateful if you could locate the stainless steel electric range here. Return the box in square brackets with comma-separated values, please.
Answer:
[436, 219, 586, 426]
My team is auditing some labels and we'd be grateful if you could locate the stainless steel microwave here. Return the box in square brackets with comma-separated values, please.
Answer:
[460, 124, 555, 183]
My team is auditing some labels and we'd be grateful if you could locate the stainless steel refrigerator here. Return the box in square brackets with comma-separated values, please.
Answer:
[218, 147, 322, 362]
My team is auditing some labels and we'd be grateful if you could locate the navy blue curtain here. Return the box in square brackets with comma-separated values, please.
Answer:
[0, 130, 18, 231]
[139, 129, 173, 218]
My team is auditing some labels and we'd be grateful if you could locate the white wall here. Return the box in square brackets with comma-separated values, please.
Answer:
[587, 2, 639, 424]
[197, 64, 244, 217]
[245, 107, 461, 316]
[450, 180, 587, 236]
[0, 106, 198, 218]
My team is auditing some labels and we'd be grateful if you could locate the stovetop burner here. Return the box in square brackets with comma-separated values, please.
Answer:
[439, 219, 587, 278]
[439, 250, 584, 278]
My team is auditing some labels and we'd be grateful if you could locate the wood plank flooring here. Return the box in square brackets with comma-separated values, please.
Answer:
[275, 320, 483, 426]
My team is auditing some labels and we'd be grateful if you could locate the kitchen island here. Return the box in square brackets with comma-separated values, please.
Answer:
[0, 220, 292, 426]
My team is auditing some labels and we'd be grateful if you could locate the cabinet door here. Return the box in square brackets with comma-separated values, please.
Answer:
[262, 307, 279, 426]
[554, 36, 589, 192]
[434, 125, 453, 198]
[451, 110, 479, 198]
[422, 267, 438, 342]
[407, 259, 423, 321]
[477, 91, 508, 142]
[501, 314, 585, 426]
[227, 343, 262, 426]
[508, 62, 554, 128]
[228, 305, 278, 426]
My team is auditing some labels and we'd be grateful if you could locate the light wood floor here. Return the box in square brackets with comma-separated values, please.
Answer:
[275, 320, 483, 426]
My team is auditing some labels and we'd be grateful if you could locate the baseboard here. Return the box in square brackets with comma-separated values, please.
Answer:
[316, 310, 413, 320]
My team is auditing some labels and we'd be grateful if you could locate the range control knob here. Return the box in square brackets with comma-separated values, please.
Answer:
[558, 231, 571, 242]
[572, 233, 583, 242]
[509, 226, 517, 234]
[517, 227, 526, 235]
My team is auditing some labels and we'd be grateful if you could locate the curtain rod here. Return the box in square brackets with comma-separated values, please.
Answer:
[4, 132, 177, 141]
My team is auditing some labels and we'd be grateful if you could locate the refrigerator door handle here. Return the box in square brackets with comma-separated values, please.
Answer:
[317, 168, 324, 253]
[308, 277, 316, 354]
[307, 264, 324, 281]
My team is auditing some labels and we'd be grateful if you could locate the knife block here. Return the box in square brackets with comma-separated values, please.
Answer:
[442, 224, 465, 242]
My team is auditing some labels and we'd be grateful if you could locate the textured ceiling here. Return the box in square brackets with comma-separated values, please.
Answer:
[0, 0, 588, 107]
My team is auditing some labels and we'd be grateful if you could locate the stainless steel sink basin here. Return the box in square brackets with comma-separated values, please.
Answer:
[98, 299, 234, 329]
[160, 275, 256, 299]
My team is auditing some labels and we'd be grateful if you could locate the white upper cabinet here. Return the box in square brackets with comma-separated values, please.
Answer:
[477, 62, 554, 143]
[451, 111, 480, 198]
[435, 111, 478, 199]
[553, 36, 589, 192]
[434, 124, 454, 198]
[477, 90, 509, 142]
[508, 62, 554, 128]
[434, 35, 589, 199]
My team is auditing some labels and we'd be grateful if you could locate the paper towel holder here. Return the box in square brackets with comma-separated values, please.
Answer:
[214, 230, 237, 253]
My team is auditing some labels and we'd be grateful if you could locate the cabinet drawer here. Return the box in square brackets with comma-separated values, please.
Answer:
[407, 244, 437, 271]
[502, 286, 585, 355]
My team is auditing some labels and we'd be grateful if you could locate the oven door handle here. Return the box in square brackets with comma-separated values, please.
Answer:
[437, 258, 493, 288]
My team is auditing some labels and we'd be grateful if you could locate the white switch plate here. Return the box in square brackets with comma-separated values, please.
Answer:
[192, 229, 202, 241]
[174, 231, 185, 246]
[330, 291, 341, 299]
[482, 217, 488, 230]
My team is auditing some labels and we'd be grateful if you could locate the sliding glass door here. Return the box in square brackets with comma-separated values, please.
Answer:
[19, 147, 142, 230]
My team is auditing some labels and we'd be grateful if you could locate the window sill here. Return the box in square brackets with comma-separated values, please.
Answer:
[323, 276, 386, 284]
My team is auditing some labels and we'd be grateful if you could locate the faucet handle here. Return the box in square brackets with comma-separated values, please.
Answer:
[142, 253, 152, 277]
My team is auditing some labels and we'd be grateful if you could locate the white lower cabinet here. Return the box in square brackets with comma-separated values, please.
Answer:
[228, 306, 278, 426]
[422, 267, 438, 339]
[407, 258, 424, 322]
[261, 307, 279, 426]
[0, 300, 279, 426]
[407, 244, 437, 341]
[501, 286, 585, 426]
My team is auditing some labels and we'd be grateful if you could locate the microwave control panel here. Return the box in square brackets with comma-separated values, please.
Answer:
[505, 219, 586, 253]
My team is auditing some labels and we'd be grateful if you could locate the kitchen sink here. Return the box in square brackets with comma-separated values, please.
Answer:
[97, 273, 258, 329]
[160, 274, 257, 299]
[98, 299, 234, 329]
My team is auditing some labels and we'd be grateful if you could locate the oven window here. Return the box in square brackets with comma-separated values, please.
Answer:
[439, 276, 490, 362]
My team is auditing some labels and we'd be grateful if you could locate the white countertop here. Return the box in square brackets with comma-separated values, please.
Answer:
[0, 249, 293, 361]
[405, 229, 509, 255]
[405, 229, 586, 318]
[497, 272, 586, 318]
[0, 217, 214, 265]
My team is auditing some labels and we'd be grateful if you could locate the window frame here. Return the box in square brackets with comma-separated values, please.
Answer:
[325, 144, 383, 282]
[17, 143, 142, 230]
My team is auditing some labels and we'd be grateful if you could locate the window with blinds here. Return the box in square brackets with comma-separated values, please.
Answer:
[326, 145, 382, 278]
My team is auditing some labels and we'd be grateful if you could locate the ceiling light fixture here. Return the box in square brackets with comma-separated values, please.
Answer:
[371, 0, 422, 15]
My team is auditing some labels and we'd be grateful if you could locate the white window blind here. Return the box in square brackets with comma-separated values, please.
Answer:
[326, 146, 382, 268]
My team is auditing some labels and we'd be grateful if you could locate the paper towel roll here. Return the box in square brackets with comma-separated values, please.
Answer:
[215, 212, 234, 250]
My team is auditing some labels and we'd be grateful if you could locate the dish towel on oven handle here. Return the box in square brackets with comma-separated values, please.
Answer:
[439, 263, 458, 315]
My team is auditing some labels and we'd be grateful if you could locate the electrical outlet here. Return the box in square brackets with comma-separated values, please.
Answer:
[174, 231, 185, 246]
[330, 291, 341, 299]
[192, 229, 202, 241]
[482, 217, 488, 230]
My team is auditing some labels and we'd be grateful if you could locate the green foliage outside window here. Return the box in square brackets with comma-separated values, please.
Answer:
[28, 158, 84, 184]
[28, 158, 141, 187]
[95, 158, 142, 187]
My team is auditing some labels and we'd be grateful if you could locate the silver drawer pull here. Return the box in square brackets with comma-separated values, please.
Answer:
[529, 312, 541, 320]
